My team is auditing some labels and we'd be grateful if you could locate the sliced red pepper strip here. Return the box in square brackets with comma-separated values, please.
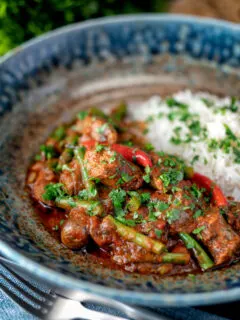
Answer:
[191, 172, 228, 207]
[81, 140, 152, 167]
[111, 144, 153, 167]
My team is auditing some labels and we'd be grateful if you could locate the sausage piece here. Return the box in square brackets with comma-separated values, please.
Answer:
[61, 208, 89, 249]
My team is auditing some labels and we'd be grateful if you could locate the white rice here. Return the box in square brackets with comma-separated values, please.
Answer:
[129, 90, 240, 200]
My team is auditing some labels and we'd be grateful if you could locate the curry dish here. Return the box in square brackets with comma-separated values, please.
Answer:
[27, 103, 240, 276]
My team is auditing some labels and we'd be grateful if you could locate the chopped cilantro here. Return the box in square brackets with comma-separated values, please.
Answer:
[191, 155, 199, 166]
[34, 154, 41, 161]
[95, 144, 106, 152]
[155, 229, 163, 238]
[193, 226, 205, 236]
[233, 147, 240, 164]
[158, 112, 164, 119]
[164, 158, 176, 167]
[188, 120, 202, 136]
[154, 201, 169, 211]
[51, 126, 66, 141]
[140, 192, 151, 203]
[190, 184, 203, 199]
[89, 177, 101, 183]
[143, 166, 151, 183]
[77, 110, 88, 120]
[166, 98, 188, 109]
[143, 128, 149, 135]
[190, 203, 196, 210]
[229, 97, 238, 113]
[224, 124, 237, 141]
[220, 208, 227, 215]
[166, 209, 180, 224]
[201, 98, 213, 108]
[42, 183, 66, 201]
[208, 139, 219, 152]
[159, 169, 183, 188]
[144, 143, 154, 152]
[146, 115, 154, 123]
[183, 194, 191, 200]
[173, 198, 181, 206]
[40, 145, 56, 160]
[78, 189, 97, 200]
[109, 151, 117, 163]
[122, 140, 133, 146]
[109, 188, 126, 216]
[193, 209, 203, 219]
[170, 136, 182, 145]
[59, 219, 65, 226]
[117, 172, 133, 185]
[156, 151, 165, 156]
[96, 123, 109, 134]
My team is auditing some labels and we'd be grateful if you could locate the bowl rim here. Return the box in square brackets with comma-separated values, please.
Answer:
[1, 13, 240, 306]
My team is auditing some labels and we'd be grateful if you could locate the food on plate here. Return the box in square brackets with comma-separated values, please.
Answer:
[27, 93, 240, 276]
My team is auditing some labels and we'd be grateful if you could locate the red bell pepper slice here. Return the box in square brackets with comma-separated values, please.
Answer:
[191, 172, 228, 207]
[81, 140, 152, 167]
[111, 144, 153, 167]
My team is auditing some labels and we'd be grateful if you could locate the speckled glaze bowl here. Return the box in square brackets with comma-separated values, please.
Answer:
[0, 14, 240, 307]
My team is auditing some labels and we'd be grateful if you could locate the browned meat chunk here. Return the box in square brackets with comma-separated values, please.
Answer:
[61, 208, 89, 249]
[226, 202, 240, 234]
[149, 152, 184, 192]
[29, 162, 57, 206]
[59, 159, 84, 195]
[89, 216, 116, 247]
[196, 208, 240, 265]
[81, 116, 117, 144]
[166, 182, 200, 234]
[84, 148, 143, 190]
[98, 186, 114, 215]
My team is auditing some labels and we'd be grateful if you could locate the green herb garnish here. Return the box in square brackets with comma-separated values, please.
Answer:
[77, 110, 88, 120]
[40, 145, 56, 160]
[159, 169, 183, 188]
[42, 183, 66, 201]
[193, 226, 205, 236]
[143, 166, 151, 183]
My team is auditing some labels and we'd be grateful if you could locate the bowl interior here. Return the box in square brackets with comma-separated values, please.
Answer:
[0, 15, 240, 306]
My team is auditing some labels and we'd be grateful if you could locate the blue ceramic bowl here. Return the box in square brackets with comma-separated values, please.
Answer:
[0, 14, 240, 307]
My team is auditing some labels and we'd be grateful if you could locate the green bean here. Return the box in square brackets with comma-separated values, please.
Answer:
[161, 253, 190, 265]
[74, 147, 97, 199]
[179, 232, 214, 270]
[105, 215, 166, 254]
[56, 197, 103, 216]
